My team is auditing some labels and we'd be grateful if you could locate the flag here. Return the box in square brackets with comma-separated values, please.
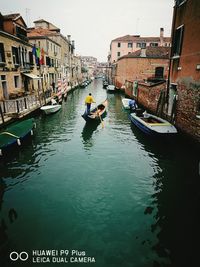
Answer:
[40, 48, 45, 65]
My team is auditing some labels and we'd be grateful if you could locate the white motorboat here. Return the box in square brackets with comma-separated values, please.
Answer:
[122, 98, 132, 109]
[129, 111, 177, 136]
[107, 85, 115, 92]
[40, 104, 61, 115]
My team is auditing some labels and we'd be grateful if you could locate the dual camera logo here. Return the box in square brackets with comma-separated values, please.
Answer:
[10, 251, 29, 261]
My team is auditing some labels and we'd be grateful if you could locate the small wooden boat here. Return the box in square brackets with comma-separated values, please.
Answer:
[40, 104, 61, 115]
[122, 98, 132, 109]
[129, 111, 177, 136]
[0, 118, 36, 156]
[82, 99, 108, 122]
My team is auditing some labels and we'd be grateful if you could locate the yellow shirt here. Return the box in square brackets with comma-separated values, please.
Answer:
[85, 95, 95, 104]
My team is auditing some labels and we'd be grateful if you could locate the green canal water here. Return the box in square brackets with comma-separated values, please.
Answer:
[0, 80, 199, 267]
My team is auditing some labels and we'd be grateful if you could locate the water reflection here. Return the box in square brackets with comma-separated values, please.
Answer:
[81, 121, 99, 150]
[0, 81, 199, 267]
[0, 178, 19, 265]
[130, 123, 200, 266]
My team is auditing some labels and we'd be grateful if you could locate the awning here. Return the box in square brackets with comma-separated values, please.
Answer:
[22, 73, 42, 79]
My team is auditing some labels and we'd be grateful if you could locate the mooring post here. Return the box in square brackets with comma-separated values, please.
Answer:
[0, 104, 4, 124]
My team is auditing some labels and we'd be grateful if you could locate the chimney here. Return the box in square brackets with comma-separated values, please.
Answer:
[160, 28, 164, 45]
[72, 40, 75, 49]
[140, 48, 146, 57]
[67, 35, 71, 43]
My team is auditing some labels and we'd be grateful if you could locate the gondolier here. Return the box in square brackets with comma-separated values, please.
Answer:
[85, 93, 96, 114]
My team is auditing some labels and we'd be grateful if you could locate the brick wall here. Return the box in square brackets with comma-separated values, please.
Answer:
[170, 0, 200, 141]
[115, 57, 169, 89]
[175, 78, 200, 141]
[137, 82, 166, 113]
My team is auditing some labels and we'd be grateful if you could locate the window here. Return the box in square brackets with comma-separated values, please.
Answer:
[150, 43, 158, 47]
[12, 46, 20, 66]
[46, 56, 50, 66]
[0, 43, 5, 63]
[117, 42, 121, 47]
[175, 0, 187, 7]
[128, 43, 132, 48]
[136, 43, 146, 48]
[14, 76, 20, 88]
[0, 75, 6, 81]
[0, 75, 8, 99]
[155, 67, 164, 79]
[29, 51, 34, 65]
[117, 52, 120, 57]
[173, 25, 184, 57]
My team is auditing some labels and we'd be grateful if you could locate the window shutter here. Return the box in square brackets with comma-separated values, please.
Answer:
[0, 43, 5, 62]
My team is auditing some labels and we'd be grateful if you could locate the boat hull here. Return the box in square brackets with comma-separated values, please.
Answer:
[0, 118, 35, 156]
[129, 113, 177, 136]
[40, 105, 61, 114]
[107, 85, 115, 93]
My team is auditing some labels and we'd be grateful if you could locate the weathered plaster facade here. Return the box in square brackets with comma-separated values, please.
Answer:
[0, 14, 39, 101]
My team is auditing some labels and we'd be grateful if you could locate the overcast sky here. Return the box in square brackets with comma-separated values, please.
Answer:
[0, 0, 174, 62]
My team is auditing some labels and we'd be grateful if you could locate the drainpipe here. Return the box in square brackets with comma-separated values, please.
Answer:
[166, 2, 178, 109]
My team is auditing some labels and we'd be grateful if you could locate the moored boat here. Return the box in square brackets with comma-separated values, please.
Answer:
[107, 85, 115, 93]
[0, 118, 36, 156]
[40, 104, 61, 115]
[122, 98, 132, 109]
[82, 99, 108, 122]
[129, 111, 177, 136]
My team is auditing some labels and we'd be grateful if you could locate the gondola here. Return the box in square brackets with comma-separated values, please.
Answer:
[82, 99, 108, 122]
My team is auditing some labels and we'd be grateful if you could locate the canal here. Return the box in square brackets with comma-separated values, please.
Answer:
[0, 79, 199, 267]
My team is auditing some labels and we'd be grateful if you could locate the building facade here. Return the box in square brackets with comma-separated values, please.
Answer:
[114, 47, 170, 90]
[109, 28, 171, 64]
[0, 13, 39, 101]
[28, 19, 82, 93]
[168, 0, 200, 141]
[80, 56, 97, 80]
[27, 27, 62, 92]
